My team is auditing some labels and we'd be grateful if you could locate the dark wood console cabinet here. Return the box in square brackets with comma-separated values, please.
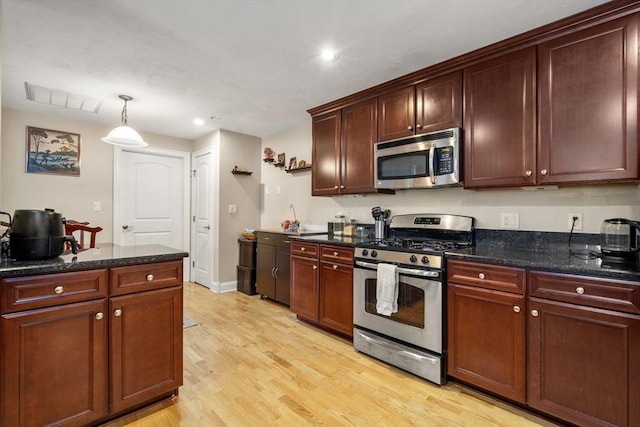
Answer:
[0, 260, 183, 427]
[256, 232, 291, 305]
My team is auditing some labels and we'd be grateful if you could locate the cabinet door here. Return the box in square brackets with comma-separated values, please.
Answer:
[311, 111, 341, 195]
[110, 286, 183, 414]
[378, 86, 415, 141]
[528, 297, 640, 427]
[415, 71, 462, 134]
[319, 261, 353, 337]
[341, 98, 377, 194]
[290, 255, 319, 321]
[256, 243, 276, 299]
[447, 284, 525, 403]
[464, 47, 536, 188]
[538, 15, 638, 184]
[275, 243, 291, 305]
[1, 299, 108, 427]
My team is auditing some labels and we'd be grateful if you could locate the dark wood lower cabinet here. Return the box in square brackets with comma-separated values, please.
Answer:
[447, 284, 525, 403]
[110, 286, 183, 414]
[0, 299, 109, 427]
[528, 297, 640, 427]
[290, 255, 319, 321]
[319, 260, 353, 337]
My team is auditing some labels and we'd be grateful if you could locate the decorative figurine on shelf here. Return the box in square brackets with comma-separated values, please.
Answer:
[264, 147, 274, 160]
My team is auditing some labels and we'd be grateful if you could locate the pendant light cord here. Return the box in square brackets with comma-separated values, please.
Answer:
[121, 99, 129, 126]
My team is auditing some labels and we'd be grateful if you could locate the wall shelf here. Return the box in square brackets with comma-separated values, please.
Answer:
[285, 166, 312, 173]
[231, 170, 253, 175]
[273, 162, 285, 167]
[263, 158, 275, 163]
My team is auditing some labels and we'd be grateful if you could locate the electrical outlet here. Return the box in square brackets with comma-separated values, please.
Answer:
[568, 212, 583, 231]
[93, 201, 101, 212]
[500, 213, 519, 229]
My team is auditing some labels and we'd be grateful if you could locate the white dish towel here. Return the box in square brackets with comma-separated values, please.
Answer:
[376, 263, 399, 316]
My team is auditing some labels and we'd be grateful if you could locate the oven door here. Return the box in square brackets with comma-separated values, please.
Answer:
[353, 260, 442, 353]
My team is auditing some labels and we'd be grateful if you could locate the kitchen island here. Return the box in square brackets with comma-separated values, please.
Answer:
[0, 244, 188, 427]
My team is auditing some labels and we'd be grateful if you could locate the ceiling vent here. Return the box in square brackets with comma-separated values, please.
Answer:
[24, 82, 103, 113]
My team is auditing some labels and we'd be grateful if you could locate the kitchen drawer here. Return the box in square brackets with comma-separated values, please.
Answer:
[320, 245, 354, 264]
[110, 260, 183, 296]
[257, 232, 292, 247]
[528, 271, 640, 314]
[447, 260, 525, 294]
[1, 269, 108, 313]
[291, 241, 319, 258]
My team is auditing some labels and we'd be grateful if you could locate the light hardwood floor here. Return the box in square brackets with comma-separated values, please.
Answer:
[105, 282, 557, 427]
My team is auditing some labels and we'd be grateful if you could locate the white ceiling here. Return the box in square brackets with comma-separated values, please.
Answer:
[2, 0, 609, 141]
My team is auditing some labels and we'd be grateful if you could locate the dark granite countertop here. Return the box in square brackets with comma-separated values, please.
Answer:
[0, 244, 189, 278]
[295, 229, 640, 282]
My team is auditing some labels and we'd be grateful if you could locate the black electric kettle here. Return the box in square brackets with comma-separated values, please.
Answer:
[8, 209, 78, 260]
[600, 218, 640, 259]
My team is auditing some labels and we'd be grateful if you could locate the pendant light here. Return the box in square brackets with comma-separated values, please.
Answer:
[101, 95, 148, 147]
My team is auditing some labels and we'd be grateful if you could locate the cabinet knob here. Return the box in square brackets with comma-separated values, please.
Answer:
[513, 305, 521, 313]
[525, 170, 532, 177]
[531, 309, 539, 317]
[416, 124, 422, 129]
[146, 274, 154, 282]
[576, 286, 585, 295]
[301, 247, 306, 251]
[95, 312, 104, 320]
[340, 185, 345, 189]
[313, 265, 317, 270]
[333, 251, 338, 257]
[334, 185, 339, 189]
[333, 264, 338, 269]
[407, 126, 413, 130]
[114, 309, 122, 317]
[478, 273, 486, 279]
[540, 169, 548, 176]
[54, 285, 64, 294]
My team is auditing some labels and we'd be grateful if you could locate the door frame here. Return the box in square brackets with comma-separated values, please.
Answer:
[190, 146, 220, 290]
[113, 146, 191, 281]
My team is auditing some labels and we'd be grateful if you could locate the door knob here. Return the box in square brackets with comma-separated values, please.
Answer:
[204, 225, 211, 230]
[122, 225, 133, 230]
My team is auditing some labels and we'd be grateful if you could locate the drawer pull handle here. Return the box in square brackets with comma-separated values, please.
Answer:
[333, 251, 338, 257]
[146, 274, 154, 282]
[301, 247, 306, 251]
[478, 273, 486, 279]
[114, 309, 122, 317]
[54, 285, 64, 294]
[513, 305, 521, 313]
[531, 309, 539, 317]
[525, 170, 532, 177]
[313, 265, 317, 270]
[95, 312, 104, 320]
[576, 287, 585, 295]
[333, 264, 338, 270]
[540, 169, 548, 176]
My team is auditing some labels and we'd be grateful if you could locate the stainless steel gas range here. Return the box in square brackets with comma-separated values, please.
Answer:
[353, 213, 475, 385]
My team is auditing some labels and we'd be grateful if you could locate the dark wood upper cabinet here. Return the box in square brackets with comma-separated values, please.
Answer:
[311, 111, 341, 196]
[378, 71, 462, 142]
[463, 47, 537, 189]
[538, 14, 639, 184]
[311, 98, 379, 196]
[415, 71, 463, 134]
[341, 98, 378, 194]
[378, 86, 415, 141]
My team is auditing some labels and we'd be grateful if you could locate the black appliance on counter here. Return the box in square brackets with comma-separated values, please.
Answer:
[352, 213, 475, 385]
[3, 209, 77, 260]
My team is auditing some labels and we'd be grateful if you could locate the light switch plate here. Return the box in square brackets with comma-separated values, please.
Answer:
[228, 204, 238, 214]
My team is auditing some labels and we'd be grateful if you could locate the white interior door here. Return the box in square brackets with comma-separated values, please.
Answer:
[191, 150, 214, 288]
[114, 147, 190, 279]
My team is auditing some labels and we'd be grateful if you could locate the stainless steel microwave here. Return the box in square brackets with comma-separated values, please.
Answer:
[374, 127, 461, 190]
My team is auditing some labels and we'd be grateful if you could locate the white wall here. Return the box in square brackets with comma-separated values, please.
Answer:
[261, 120, 640, 234]
[1, 107, 192, 242]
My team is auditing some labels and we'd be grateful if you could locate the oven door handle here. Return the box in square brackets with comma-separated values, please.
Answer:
[355, 260, 440, 278]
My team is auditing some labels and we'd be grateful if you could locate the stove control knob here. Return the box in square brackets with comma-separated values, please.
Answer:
[371, 250, 378, 258]
[421, 256, 430, 264]
[409, 255, 417, 263]
[362, 249, 369, 256]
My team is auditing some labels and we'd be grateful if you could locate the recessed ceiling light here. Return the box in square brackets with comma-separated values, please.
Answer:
[193, 118, 204, 126]
[320, 49, 338, 62]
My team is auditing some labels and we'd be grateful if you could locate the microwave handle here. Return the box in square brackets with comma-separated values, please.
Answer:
[428, 144, 436, 185]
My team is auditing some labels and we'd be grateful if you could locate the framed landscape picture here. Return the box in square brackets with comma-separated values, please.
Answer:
[26, 126, 80, 176]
